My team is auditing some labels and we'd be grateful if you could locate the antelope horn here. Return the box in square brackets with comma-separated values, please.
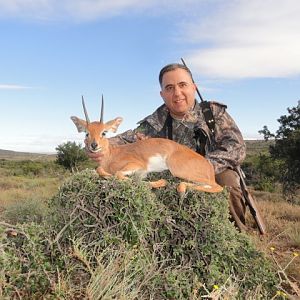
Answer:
[82, 96, 90, 124]
[100, 94, 104, 123]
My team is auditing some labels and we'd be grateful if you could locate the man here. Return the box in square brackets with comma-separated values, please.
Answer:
[88, 63, 247, 231]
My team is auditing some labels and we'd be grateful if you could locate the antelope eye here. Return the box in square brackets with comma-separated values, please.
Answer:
[102, 131, 107, 137]
[85, 133, 89, 138]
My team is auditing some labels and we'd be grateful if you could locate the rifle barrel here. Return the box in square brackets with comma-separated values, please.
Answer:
[180, 57, 204, 103]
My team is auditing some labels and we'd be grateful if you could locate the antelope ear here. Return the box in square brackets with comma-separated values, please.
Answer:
[105, 117, 123, 133]
[70, 116, 87, 133]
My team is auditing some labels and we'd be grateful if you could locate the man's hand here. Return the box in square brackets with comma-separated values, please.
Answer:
[135, 132, 149, 140]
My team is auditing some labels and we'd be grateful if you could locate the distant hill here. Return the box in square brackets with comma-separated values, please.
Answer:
[244, 139, 273, 157]
[0, 149, 56, 161]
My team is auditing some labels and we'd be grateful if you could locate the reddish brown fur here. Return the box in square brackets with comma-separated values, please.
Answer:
[71, 116, 223, 193]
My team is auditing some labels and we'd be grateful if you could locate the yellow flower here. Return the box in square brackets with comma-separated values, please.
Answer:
[293, 252, 299, 257]
[276, 290, 287, 297]
[213, 285, 219, 290]
[270, 247, 275, 252]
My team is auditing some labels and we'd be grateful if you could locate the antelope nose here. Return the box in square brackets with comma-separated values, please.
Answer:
[91, 142, 98, 150]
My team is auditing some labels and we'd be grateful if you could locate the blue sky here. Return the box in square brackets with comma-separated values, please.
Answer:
[0, 0, 299, 153]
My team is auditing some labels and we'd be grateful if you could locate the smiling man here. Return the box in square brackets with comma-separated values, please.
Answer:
[87, 63, 247, 231]
[159, 66, 196, 119]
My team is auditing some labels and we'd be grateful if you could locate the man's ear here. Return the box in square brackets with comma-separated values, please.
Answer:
[105, 117, 123, 133]
[70, 116, 87, 133]
[160, 91, 167, 104]
[192, 82, 197, 91]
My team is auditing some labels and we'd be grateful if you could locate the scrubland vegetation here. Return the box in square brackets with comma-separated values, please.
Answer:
[0, 145, 299, 299]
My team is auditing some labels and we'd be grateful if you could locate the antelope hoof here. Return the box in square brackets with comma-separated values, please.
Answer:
[177, 182, 187, 197]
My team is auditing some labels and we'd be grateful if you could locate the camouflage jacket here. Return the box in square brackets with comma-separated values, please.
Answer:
[112, 100, 246, 174]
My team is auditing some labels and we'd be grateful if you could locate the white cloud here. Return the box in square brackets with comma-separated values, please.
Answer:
[0, 0, 185, 21]
[0, 84, 32, 90]
[1, 0, 299, 79]
[0, 132, 83, 153]
[0, 0, 55, 21]
[64, 0, 154, 20]
[184, 0, 300, 79]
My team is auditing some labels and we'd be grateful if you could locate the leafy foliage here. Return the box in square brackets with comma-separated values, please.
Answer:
[0, 223, 64, 299]
[1, 170, 280, 299]
[259, 101, 300, 199]
[55, 141, 88, 172]
[47, 170, 278, 298]
[243, 153, 283, 193]
[258, 125, 275, 141]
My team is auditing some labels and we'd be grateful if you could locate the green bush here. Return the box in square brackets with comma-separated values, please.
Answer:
[0, 170, 279, 299]
[253, 176, 276, 193]
[259, 101, 300, 198]
[55, 141, 89, 172]
[242, 153, 283, 193]
[0, 223, 64, 299]
[48, 170, 278, 298]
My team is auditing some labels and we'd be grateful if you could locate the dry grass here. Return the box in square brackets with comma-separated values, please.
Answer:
[252, 189, 284, 203]
[0, 174, 60, 209]
[248, 194, 300, 293]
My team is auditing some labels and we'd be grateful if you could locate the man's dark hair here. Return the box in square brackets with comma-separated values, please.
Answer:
[159, 63, 193, 86]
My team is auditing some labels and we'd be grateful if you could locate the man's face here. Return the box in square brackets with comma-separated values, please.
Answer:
[160, 68, 196, 118]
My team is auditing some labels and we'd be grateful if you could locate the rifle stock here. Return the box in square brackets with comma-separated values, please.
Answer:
[236, 167, 267, 235]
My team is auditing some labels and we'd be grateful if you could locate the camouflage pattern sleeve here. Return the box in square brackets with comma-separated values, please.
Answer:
[108, 121, 159, 145]
[133, 121, 161, 138]
[206, 103, 246, 174]
[108, 130, 136, 145]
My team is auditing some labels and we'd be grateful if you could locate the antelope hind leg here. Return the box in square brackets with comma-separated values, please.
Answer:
[149, 179, 168, 189]
[115, 171, 131, 180]
[177, 181, 223, 195]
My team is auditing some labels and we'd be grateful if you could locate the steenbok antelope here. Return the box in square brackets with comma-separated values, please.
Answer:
[71, 97, 223, 194]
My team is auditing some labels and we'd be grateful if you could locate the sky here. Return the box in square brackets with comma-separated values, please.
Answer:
[0, 0, 299, 153]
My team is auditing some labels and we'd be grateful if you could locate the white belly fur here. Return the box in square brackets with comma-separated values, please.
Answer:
[147, 154, 168, 173]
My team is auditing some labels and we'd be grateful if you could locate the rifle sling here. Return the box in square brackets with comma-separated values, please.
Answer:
[164, 101, 214, 155]
[164, 111, 207, 156]
[165, 113, 173, 140]
[200, 101, 216, 134]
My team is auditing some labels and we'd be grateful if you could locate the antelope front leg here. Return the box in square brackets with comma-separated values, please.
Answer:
[114, 163, 145, 181]
[96, 166, 112, 178]
[114, 173, 167, 188]
[115, 171, 130, 180]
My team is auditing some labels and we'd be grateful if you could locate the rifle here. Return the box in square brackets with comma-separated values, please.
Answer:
[236, 167, 267, 234]
[181, 58, 267, 235]
[181, 58, 216, 134]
